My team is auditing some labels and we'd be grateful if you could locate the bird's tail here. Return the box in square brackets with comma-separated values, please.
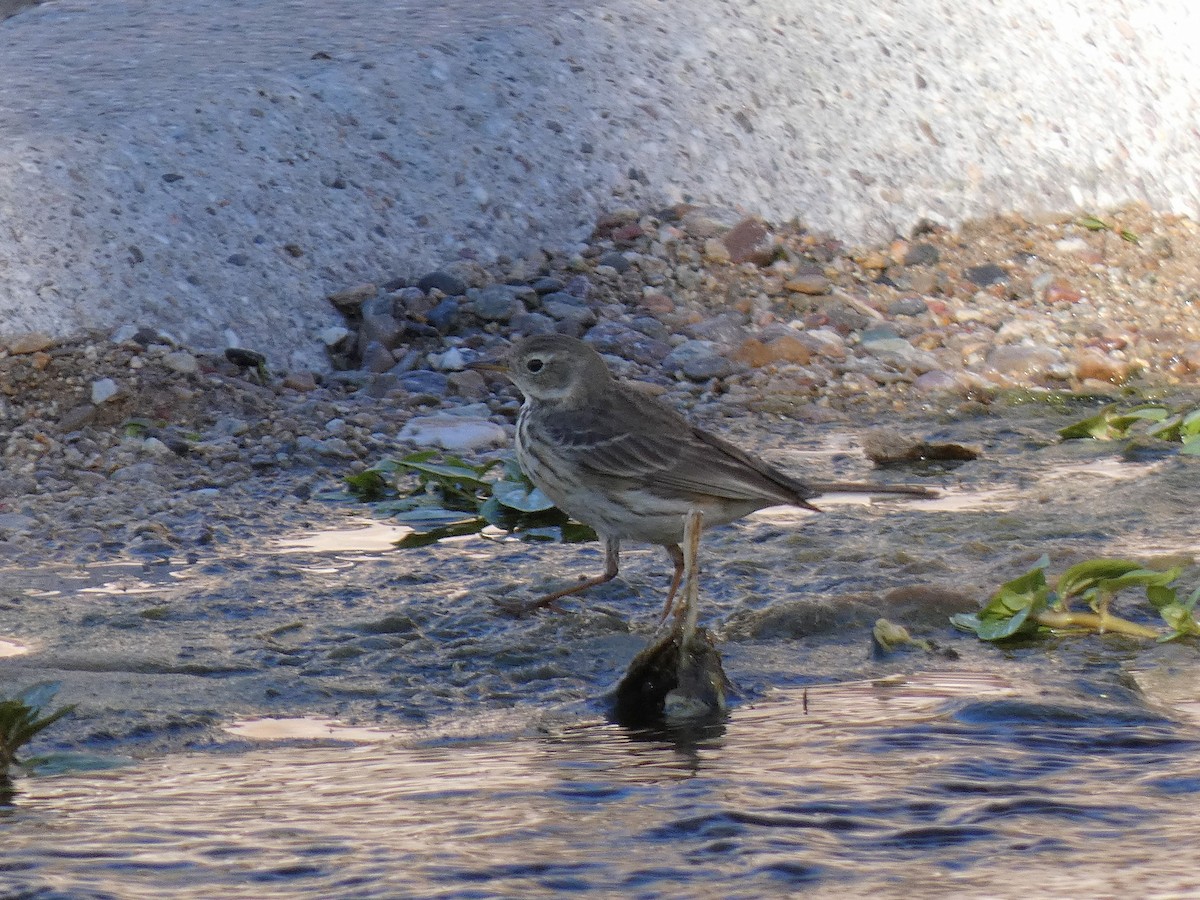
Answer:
[808, 480, 937, 499]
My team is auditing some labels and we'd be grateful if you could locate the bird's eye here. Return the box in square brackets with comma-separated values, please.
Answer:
[526, 357, 544, 373]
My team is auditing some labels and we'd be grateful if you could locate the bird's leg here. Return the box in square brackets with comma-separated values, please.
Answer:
[497, 536, 621, 615]
[660, 543, 685, 622]
[678, 509, 704, 641]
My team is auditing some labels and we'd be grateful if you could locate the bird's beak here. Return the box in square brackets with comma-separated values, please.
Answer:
[466, 355, 508, 375]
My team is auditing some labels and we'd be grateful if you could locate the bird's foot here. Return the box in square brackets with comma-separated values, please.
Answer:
[492, 594, 567, 617]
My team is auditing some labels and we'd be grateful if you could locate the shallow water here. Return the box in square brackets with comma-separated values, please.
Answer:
[3, 411, 1200, 897]
[6, 675, 1200, 899]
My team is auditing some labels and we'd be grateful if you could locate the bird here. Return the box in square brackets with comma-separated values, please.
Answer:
[487, 333, 933, 617]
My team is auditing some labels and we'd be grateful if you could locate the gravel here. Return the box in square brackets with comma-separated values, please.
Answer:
[3, 201, 1200, 574]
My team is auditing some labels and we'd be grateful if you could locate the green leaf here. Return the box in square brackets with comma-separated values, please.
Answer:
[1119, 229, 1140, 245]
[1058, 405, 1119, 440]
[1056, 559, 1145, 601]
[492, 478, 557, 512]
[963, 557, 1050, 641]
[1078, 215, 1111, 232]
[345, 470, 391, 501]
[975, 601, 1036, 640]
[1181, 435, 1200, 456]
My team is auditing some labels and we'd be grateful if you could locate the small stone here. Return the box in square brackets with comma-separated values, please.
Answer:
[597, 251, 631, 273]
[427, 297, 460, 333]
[611, 222, 644, 244]
[531, 276, 565, 295]
[91, 378, 120, 404]
[224, 348, 265, 370]
[964, 263, 1009, 287]
[320, 326, 353, 348]
[429, 347, 467, 371]
[282, 371, 318, 391]
[110, 324, 141, 344]
[59, 404, 96, 431]
[679, 206, 741, 238]
[859, 329, 939, 373]
[397, 416, 506, 451]
[903, 243, 940, 266]
[1074, 349, 1130, 385]
[543, 298, 597, 326]
[734, 334, 812, 367]
[855, 251, 890, 270]
[469, 284, 522, 322]
[360, 341, 396, 374]
[416, 270, 468, 297]
[327, 283, 377, 312]
[8, 332, 54, 354]
[398, 370, 449, 396]
[889, 296, 928, 317]
[162, 350, 198, 374]
[783, 273, 831, 295]
[446, 369, 488, 400]
[984, 344, 1063, 381]
[1041, 279, 1083, 304]
[359, 312, 403, 349]
[639, 293, 674, 315]
[912, 370, 962, 394]
[664, 340, 735, 381]
[702, 238, 732, 263]
[721, 217, 776, 266]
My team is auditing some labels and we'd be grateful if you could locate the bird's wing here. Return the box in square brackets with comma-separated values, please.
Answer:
[542, 385, 812, 505]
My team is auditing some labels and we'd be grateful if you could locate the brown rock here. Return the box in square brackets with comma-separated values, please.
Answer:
[703, 237, 732, 264]
[721, 217, 776, 266]
[1041, 279, 1083, 304]
[8, 331, 54, 354]
[447, 369, 488, 399]
[282, 371, 318, 392]
[783, 273, 831, 295]
[855, 251, 890, 271]
[327, 283, 377, 312]
[735, 334, 817, 368]
[1074, 349, 1130, 384]
[611, 222, 645, 244]
[639, 293, 674, 316]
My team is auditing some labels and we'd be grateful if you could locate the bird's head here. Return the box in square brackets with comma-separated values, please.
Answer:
[500, 334, 613, 404]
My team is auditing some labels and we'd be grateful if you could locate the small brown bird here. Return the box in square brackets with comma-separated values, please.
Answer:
[495, 333, 931, 616]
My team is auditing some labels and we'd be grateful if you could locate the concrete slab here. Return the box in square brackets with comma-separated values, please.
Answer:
[2, 0, 1197, 367]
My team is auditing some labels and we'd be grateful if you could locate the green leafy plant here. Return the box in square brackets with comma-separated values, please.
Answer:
[345, 451, 596, 548]
[1058, 403, 1200, 454]
[0, 683, 76, 779]
[952, 556, 1200, 643]
[1077, 215, 1140, 244]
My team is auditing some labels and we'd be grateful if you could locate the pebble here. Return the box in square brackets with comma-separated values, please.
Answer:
[396, 415, 507, 451]
[469, 284, 523, 322]
[320, 326, 353, 348]
[8, 332, 55, 354]
[964, 263, 1009, 287]
[784, 273, 831, 295]
[889, 296, 928, 317]
[859, 329, 940, 374]
[903, 243, 940, 266]
[327, 283, 377, 312]
[91, 378, 120, 404]
[663, 340, 735, 381]
[398, 370, 449, 396]
[427, 297, 460, 333]
[417, 271, 468, 297]
[597, 251, 631, 273]
[984, 344, 1063, 381]
[162, 350, 198, 374]
[360, 342, 396, 374]
[721, 217, 776, 266]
